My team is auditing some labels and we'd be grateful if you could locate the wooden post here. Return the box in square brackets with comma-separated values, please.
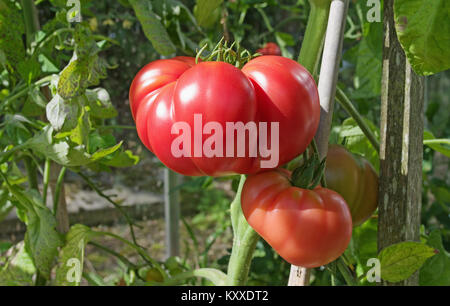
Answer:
[378, 0, 424, 286]
[164, 168, 180, 258]
[288, 0, 349, 286]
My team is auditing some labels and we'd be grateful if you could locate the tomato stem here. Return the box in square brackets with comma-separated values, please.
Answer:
[291, 145, 327, 190]
[298, 1, 331, 75]
[337, 257, 357, 285]
[226, 175, 260, 285]
[196, 38, 257, 68]
[335, 87, 380, 153]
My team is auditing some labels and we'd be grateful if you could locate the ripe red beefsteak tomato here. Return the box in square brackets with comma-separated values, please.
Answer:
[241, 169, 353, 268]
[129, 56, 320, 176]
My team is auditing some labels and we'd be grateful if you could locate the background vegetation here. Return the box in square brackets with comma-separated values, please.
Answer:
[0, 0, 448, 286]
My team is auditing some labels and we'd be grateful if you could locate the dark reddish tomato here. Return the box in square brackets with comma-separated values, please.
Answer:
[129, 56, 319, 177]
[325, 145, 379, 226]
[241, 169, 352, 268]
[257, 42, 282, 56]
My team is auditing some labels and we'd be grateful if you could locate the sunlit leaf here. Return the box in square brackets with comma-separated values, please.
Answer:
[394, 0, 450, 75]
[129, 0, 176, 56]
[379, 241, 436, 283]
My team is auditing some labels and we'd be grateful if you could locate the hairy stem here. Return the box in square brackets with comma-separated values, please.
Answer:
[336, 87, 380, 152]
[42, 159, 50, 205]
[298, 2, 331, 75]
[52, 166, 66, 216]
[337, 257, 357, 286]
[226, 175, 260, 286]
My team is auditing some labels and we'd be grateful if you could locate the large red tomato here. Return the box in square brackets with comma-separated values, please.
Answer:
[241, 169, 353, 268]
[129, 56, 320, 177]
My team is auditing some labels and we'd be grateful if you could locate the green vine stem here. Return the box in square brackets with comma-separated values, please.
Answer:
[1, 75, 53, 112]
[77, 171, 142, 249]
[298, 1, 331, 75]
[21, 0, 46, 286]
[21, 0, 40, 47]
[337, 257, 357, 286]
[24, 157, 39, 190]
[96, 231, 169, 282]
[335, 87, 380, 152]
[148, 268, 228, 286]
[88, 241, 138, 271]
[42, 159, 50, 205]
[226, 175, 260, 286]
[52, 166, 66, 215]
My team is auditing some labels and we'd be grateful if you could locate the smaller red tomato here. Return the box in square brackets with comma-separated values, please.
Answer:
[257, 42, 282, 56]
[241, 169, 352, 268]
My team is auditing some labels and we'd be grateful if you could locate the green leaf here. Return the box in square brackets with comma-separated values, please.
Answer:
[394, 0, 450, 75]
[344, 218, 378, 282]
[0, 0, 25, 73]
[17, 57, 41, 84]
[0, 241, 13, 253]
[3, 114, 33, 145]
[194, 0, 222, 28]
[0, 189, 13, 223]
[337, 117, 380, 172]
[38, 53, 60, 73]
[345, 21, 383, 99]
[58, 54, 107, 99]
[57, 25, 107, 99]
[85, 88, 117, 119]
[91, 141, 123, 161]
[423, 131, 450, 157]
[5, 187, 62, 278]
[0, 242, 36, 286]
[55, 224, 98, 286]
[379, 241, 436, 283]
[27, 126, 72, 166]
[101, 149, 139, 168]
[22, 86, 47, 117]
[420, 230, 450, 285]
[275, 32, 296, 47]
[26, 125, 124, 167]
[68, 106, 90, 146]
[129, 0, 176, 56]
[46, 94, 80, 131]
[88, 132, 116, 154]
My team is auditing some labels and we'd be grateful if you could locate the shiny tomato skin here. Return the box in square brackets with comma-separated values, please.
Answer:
[242, 56, 320, 167]
[135, 89, 161, 151]
[257, 42, 282, 56]
[130, 56, 320, 177]
[129, 58, 194, 120]
[147, 83, 203, 176]
[241, 170, 352, 268]
[172, 61, 258, 176]
[325, 145, 379, 226]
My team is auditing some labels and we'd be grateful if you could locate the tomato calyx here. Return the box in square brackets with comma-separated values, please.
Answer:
[196, 38, 259, 68]
[290, 152, 326, 190]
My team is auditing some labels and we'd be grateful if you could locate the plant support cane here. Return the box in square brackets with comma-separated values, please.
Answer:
[288, 0, 350, 286]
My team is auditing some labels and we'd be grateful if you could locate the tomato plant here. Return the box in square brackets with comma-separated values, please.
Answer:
[1, 0, 448, 290]
[241, 169, 352, 268]
[130, 55, 320, 177]
[325, 145, 379, 226]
